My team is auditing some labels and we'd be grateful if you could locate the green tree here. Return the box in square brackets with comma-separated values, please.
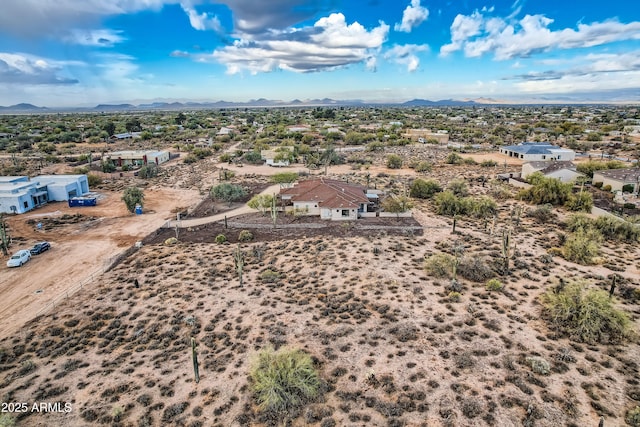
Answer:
[125, 118, 141, 133]
[175, 112, 186, 125]
[122, 187, 144, 213]
[101, 158, 116, 173]
[211, 183, 247, 206]
[434, 191, 469, 216]
[386, 154, 403, 169]
[381, 195, 413, 216]
[410, 178, 442, 199]
[270, 172, 298, 187]
[445, 152, 463, 164]
[103, 122, 116, 137]
[138, 163, 159, 179]
[248, 194, 275, 215]
[519, 173, 572, 205]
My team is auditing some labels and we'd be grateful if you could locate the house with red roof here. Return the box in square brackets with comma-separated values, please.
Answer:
[279, 178, 374, 220]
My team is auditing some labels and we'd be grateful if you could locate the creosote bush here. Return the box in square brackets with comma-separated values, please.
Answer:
[485, 278, 504, 292]
[424, 253, 455, 279]
[541, 281, 633, 344]
[215, 234, 227, 244]
[457, 256, 495, 282]
[250, 347, 321, 413]
[561, 229, 602, 265]
[238, 230, 254, 242]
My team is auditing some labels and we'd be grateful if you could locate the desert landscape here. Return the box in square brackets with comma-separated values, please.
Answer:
[1, 105, 640, 427]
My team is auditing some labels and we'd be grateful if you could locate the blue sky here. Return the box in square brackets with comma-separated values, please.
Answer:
[1, 0, 639, 107]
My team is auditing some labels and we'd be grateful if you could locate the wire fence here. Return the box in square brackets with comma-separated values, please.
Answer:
[33, 244, 139, 318]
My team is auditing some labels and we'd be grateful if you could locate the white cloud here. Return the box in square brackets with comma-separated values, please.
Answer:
[384, 44, 429, 72]
[394, 0, 429, 33]
[0, 52, 79, 85]
[63, 29, 126, 47]
[181, 2, 223, 32]
[440, 10, 640, 60]
[211, 13, 389, 74]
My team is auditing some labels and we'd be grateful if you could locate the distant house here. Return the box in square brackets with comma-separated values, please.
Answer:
[521, 161, 584, 183]
[593, 168, 640, 193]
[103, 150, 170, 167]
[261, 146, 294, 167]
[217, 126, 234, 136]
[402, 129, 449, 144]
[287, 125, 311, 133]
[0, 175, 89, 214]
[110, 132, 141, 141]
[499, 143, 575, 161]
[279, 178, 373, 221]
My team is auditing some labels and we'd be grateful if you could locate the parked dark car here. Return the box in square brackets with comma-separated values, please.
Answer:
[30, 241, 51, 255]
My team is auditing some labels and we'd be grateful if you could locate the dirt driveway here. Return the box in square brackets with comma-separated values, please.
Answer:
[0, 187, 201, 340]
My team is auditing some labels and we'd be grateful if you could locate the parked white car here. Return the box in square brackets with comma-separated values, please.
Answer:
[6, 249, 31, 267]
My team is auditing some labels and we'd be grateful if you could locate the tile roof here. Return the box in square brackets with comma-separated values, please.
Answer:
[594, 168, 640, 182]
[280, 178, 369, 209]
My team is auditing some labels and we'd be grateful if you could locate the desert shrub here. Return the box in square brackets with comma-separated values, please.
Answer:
[462, 157, 477, 165]
[250, 347, 320, 413]
[565, 191, 593, 212]
[469, 196, 497, 219]
[260, 269, 280, 283]
[526, 356, 550, 375]
[602, 184, 612, 192]
[519, 173, 572, 205]
[414, 161, 432, 173]
[627, 406, 640, 427]
[424, 253, 455, 279]
[457, 256, 495, 282]
[219, 153, 232, 163]
[623, 184, 636, 193]
[481, 160, 498, 167]
[526, 204, 555, 223]
[122, 187, 144, 213]
[0, 414, 15, 427]
[485, 279, 503, 292]
[624, 202, 637, 210]
[410, 178, 441, 199]
[562, 229, 602, 265]
[433, 191, 470, 216]
[540, 281, 633, 344]
[183, 154, 198, 164]
[138, 163, 159, 179]
[87, 174, 102, 187]
[238, 230, 254, 242]
[215, 234, 227, 244]
[445, 152, 463, 164]
[448, 291, 461, 302]
[565, 214, 594, 233]
[595, 217, 640, 242]
[386, 154, 403, 169]
[447, 178, 469, 197]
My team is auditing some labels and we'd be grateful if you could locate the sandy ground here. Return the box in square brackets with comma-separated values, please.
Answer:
[0, 187, 201, 340]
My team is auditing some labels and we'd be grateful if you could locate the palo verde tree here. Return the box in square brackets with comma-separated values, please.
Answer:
[248, 194, 275, 215]
[122, 187, 144, 213]
[270, 172, 298, 187]
[211, 183, 246, 207]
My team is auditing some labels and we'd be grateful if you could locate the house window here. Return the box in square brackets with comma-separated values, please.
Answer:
[542, 155, 546, 160]
[341, 209, 349, 217]
[23, 201, 28, 209]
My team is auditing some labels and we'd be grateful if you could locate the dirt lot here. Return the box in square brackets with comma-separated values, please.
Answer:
[0, 186, 201, 339]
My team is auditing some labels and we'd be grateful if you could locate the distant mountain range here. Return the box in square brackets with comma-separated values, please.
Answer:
[0, 97, 628, 113]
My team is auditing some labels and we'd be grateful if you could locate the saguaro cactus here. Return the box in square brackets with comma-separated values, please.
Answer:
[234, 244, 245, 287]
[0, 214, 9, 256]
[501, 228, 512, 276]
[191, 337, 200, 384]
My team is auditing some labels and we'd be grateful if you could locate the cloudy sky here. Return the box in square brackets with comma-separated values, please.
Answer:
[0, 0, 639, 107]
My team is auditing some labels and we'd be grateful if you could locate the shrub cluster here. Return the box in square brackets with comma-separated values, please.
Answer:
[540, 281, 633, 344]
[409, 178, 441, 199]
[565, 214, 640, 243]
[433, 191, 497, 218]
[250, 347, 321, 413]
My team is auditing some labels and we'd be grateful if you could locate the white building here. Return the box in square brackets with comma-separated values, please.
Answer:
[103, 150, 170, 167]
[0, 175, 89, 214]
[499, 143, 575, 162]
